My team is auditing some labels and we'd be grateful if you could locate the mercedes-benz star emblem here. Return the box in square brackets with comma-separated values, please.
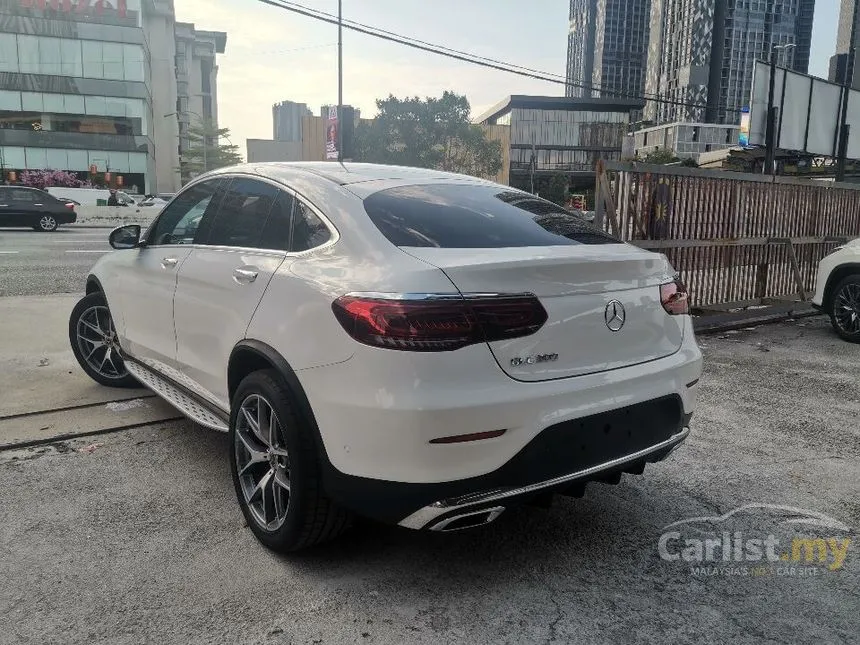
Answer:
[604, 300, 626, 332]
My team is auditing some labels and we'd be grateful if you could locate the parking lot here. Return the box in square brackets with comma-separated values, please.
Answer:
[0, 229, 858, 644]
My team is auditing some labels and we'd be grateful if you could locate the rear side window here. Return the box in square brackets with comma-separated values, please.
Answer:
[206, 177, 278, 248]
[291, 199, 331, 252]
[258, 190, 294, 252]
[362, 184, 618, 248]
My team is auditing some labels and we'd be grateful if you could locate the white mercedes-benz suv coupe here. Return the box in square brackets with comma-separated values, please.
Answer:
[69, 163, 703, 552]
[812, 238, 860, 343]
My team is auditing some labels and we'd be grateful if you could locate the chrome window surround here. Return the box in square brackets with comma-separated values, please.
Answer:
[142, 172, 340, 255]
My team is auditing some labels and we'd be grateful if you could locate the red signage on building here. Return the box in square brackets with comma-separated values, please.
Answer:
[19, 0, 128, 19]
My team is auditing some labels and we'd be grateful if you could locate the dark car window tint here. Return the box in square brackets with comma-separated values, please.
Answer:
[9, 189, 38, 202]
[363, 184, 618, 248]
[291, 199, 331, 252]
[258, 190, 295, 252]
[148, 179, 220, 246]
[206, 178, 278, 248]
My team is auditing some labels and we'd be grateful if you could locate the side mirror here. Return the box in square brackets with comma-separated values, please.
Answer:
[109, 224, 141, 249]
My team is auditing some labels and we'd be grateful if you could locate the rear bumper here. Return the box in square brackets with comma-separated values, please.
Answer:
[318, 395, 692, 527]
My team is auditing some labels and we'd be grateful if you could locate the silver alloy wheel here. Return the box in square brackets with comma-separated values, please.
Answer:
[834, 282, 860, 335]
[40, 215, 57, 231]
[234, 394, 291, 531]
[75, 305, 127, 379]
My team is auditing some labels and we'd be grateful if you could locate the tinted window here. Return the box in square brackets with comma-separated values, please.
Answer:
[148, 179, 220, 246]
[206, 178, 278, 248]
[363, 184, 618, 248]
[258, 190, 295, 252]
[291, 199, 331, 252]
[9, 188, 39, 202]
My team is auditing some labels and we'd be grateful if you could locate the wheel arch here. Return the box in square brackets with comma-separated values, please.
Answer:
[228, 340, 330, 462]
[823, 263, 860, 311]
[85, 274, 104, 295]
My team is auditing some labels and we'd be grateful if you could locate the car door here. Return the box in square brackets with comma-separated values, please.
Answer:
[0, 188, 17, 226]
[173, 176, 291, 409]
[115, 178, 224, 374]
[5, 188, 39, 226]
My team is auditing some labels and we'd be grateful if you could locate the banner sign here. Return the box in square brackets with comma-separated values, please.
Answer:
[739, 107, 750, 147]
[18, 0, 128, 19]
[325, 105, 339, 160]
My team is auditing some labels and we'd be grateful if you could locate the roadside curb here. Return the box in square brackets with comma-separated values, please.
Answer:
[693, 304, 821, 334]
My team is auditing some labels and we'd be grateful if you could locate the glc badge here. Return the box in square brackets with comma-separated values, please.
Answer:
[510, 353, 559, 367]
[605, 300, 626, 332]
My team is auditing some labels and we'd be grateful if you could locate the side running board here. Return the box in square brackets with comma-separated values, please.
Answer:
[125, 361, 229, 432]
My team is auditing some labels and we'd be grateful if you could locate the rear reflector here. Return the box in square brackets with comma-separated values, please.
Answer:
[429, 429, 507, 444]
[332, 293, 548, 352]
[660, 277, 690, 315]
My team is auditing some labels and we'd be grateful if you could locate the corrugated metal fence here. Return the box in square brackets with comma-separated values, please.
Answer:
[594, 161, 860, 309]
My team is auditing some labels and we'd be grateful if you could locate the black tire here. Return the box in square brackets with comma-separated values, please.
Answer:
[68, 292, 139, 388]
[37, 215, 58, 232]
[829, 274, 860, 343]
[229, 369, 351, 552]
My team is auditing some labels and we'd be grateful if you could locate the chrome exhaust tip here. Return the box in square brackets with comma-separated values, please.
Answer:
[429, 506, 505, 532]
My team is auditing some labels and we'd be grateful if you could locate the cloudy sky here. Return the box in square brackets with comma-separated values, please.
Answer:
[174, 0, 840, 154]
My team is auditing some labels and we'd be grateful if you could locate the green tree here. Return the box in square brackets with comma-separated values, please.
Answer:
[639, 148, 681, 165]
[180, 120, 242, 183]
[354, 91, 502, 179]
[542, 173, 569, 206]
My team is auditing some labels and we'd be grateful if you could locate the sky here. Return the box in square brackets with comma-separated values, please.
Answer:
[173, 0, 842, 155]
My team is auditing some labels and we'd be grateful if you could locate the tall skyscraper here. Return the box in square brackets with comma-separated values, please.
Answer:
[829, 0, 860, 88]
[565, 0, 651, 100]
[644, 0, 814, 125]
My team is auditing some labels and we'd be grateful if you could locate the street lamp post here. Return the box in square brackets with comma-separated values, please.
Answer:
[164, 110, 207, 174]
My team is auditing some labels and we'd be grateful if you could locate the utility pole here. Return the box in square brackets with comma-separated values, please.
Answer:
[763, 47, 778, 175]
[337, 0, 343, 163]
[836, 0, 859, 182]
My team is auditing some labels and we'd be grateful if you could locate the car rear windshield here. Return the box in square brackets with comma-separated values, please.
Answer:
[362, 183, 618, 248]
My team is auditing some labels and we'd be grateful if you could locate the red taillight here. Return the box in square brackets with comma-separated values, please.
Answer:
[661, 277, 689, 315]
[64, 202, 75, 210]
[331, 294, 548, 352]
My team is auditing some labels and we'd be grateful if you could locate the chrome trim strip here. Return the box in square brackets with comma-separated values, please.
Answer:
[341, 291, 537, 301]
[398, 427, 690, 530]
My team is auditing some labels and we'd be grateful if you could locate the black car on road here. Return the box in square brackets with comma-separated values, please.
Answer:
[0, 186, 77, 231]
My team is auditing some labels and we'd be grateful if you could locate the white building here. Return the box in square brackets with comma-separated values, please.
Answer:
[633, 122, 740, 162]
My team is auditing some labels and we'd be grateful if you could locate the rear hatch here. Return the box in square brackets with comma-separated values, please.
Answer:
[403, 245, 683, 381]
[359, 181, 684, 382]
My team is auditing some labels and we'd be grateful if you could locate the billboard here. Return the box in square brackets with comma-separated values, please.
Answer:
[739, 107, 750, 147]
[325, 106, 338, 160]
[748, 60, 860, 159]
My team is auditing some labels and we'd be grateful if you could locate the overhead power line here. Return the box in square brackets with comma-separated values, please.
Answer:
[256, 0, 744, 114]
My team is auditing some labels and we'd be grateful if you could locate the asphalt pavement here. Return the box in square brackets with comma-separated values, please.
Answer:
[0, 228, 114, 297]
[0, 311, 857, 644]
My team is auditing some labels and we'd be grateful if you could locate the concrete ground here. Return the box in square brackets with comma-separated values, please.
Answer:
[0, 297, 857, 643]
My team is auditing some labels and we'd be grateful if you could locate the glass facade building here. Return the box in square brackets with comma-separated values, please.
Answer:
[565, 0, 651, 106]
[644, 0, 815, 125]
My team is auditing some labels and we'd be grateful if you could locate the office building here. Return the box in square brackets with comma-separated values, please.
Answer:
[273, 100, 312, 142]
[829, 1, 860, 88]
[644, 0, 814, 125]
[0, 0, 225, 193]
[565, 0, 651, 102]
[475, 95, 643, 189]
[633, 122, 740, 161]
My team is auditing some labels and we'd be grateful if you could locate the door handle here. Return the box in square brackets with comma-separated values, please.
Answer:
[232, 267, 259, 284]
[161, 257, 178, 268]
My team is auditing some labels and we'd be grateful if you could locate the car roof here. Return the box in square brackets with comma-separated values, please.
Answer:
[207, 162, 498, 188]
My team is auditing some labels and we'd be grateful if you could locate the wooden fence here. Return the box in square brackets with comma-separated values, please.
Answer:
[594, 161, 860, 310]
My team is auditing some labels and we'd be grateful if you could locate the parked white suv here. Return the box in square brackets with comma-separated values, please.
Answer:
[812, 238, 860, 342]
[68, 163, 703, 552]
